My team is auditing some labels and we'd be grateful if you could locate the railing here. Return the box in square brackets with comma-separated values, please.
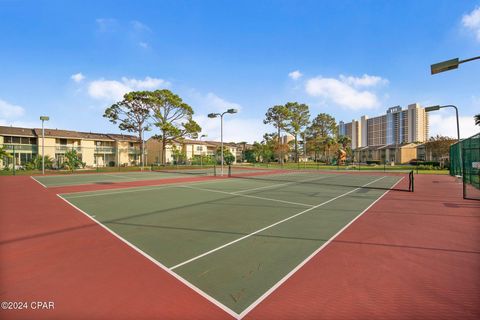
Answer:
[128, 147, 146, 154]
[1, 144, 38, 152]
[95, 146, 115, 153]
[55, 145, 82, 153]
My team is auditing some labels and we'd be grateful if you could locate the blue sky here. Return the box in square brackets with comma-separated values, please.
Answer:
[0, 0, 479, 142]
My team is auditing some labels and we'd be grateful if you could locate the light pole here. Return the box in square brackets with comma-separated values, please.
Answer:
[208, 109, 238, 176]
[425, 105, 461, 173]
[199, 134, 207, 167]
[40, 116, 49, 175]
[431, 56, 480, 75]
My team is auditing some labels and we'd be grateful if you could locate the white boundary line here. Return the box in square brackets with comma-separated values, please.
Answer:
[237, 176, 405, 319]
[180, 185, 314, 208]
[57, 194, 240, 319]
[60, 178, 239, 199]
[169, 176, 386, 271]
[30, 175, 47, 188]
[231, 174, 335, 194]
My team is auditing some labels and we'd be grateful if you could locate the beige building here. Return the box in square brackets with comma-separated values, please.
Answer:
[339, 103, 429, 163]
[146, 138, 238, 164]
[0, 126, 142, 168]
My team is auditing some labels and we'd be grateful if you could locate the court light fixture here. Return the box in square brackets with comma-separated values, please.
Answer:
[39, 115, 50, 175]
[426, 104, 462, 174]
[431, 56, 480, 75]
[207, 108, 239, 176]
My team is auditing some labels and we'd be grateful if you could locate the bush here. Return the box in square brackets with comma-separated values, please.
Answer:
[108, 161, 115, 167]
[366, 160, 381, 165]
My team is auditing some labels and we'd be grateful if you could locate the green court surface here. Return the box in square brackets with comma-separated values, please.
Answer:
[59, 171, 403, 315]
[33, 169, 213, 187]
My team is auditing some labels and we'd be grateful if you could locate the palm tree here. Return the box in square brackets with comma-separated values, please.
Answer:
[0, 146, 12, 159]
[475, 114, 480, 126]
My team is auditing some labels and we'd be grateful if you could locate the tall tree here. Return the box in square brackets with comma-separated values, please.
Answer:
[150, 89, 201, 164]
[263, 105, 290, 164]
[424, 135, 456, 164]
[104, 91, 152, 166]
[307, 113, 337, 162]
[285, 102, 310, 163]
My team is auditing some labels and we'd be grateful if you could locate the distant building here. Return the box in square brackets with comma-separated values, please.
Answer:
[338, 103, 429, 163]
[146, 138, 239, 164]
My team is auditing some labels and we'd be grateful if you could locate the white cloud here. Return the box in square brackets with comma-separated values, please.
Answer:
[462, 7, 480, 41]
[339, 74, 389, 87]
[71, 73, 85, 83]
[429, 111, 479, 139]
[121, 77, 168, 90]
[187, 90, 242, 113]
[288, 70, 303, 80]
[0, 99, 25, 119]
[131, 20, 151, 33]
[88, 77, 170, 101]
[193, 115, 264, 143]
[96, 18, 118, 32]
[139, 42, 149, 49]
[305, 75, 384, 110]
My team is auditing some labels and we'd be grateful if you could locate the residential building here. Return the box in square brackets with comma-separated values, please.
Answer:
[146, 138, 238, 164]
[338, 103, 429, 163]
[0, 125, 142, 168]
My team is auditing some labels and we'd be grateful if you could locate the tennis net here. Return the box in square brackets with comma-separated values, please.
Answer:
[228, 166, 414, 192]
[150, 164, 217, 176]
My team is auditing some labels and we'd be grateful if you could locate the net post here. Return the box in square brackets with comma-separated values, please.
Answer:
[409, 170, 414, 192]
[228, 165, 232, 177]
[213, 164, 216, 176]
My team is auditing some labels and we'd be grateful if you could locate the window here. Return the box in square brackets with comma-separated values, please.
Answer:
[59, 139, 67, 145]
[12, 137, 20, 144]
[196, 146, 203, 151]
[4, 136, 12, 143]
[20, 137, 31, 144]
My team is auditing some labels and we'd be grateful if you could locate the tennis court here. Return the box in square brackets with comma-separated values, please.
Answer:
[57, 170, 407, 316]
[32, 168, 216, 187]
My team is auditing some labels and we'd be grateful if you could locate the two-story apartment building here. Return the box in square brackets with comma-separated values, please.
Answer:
[0, 126, 142, 168]
[146, 138, 238, 164]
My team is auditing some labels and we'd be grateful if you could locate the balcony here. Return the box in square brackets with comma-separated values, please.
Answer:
[1, 144, 38, 152]
[55, 145, 82, 153]
[95, 146, 115, 154]
[128, 147, 147, 154]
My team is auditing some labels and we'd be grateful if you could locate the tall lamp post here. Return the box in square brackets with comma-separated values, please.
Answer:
[40, 116, 50, 175]
[208, 109, 238, 176]
[425, 105, 461, 173]
[199, 134, 207, 167]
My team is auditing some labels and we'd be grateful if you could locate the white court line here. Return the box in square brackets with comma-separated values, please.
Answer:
[169, 176, 386, 271]
[60, 178, 239, 199]
[231, 174, 335, 194]
[101, 174, 138, 180]
[57, 194, 240, 319]
[180, 185, 314, 208]
[237, 176, 404, 319]
[30, 176, 47, 188]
